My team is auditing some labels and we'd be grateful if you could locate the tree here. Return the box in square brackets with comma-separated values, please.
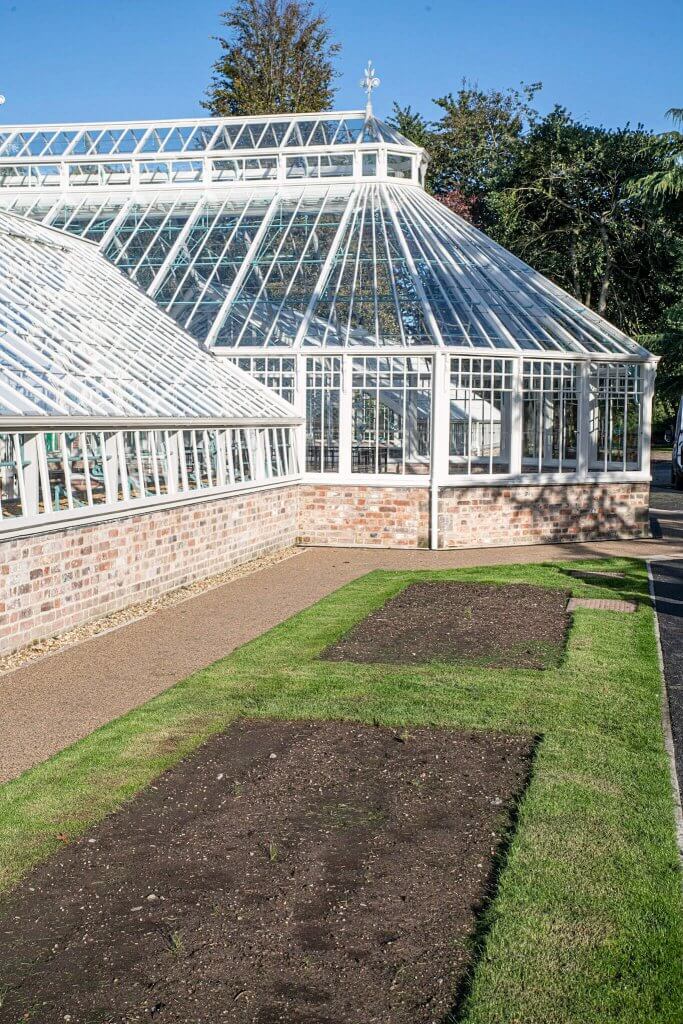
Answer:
[203, 0, 340, 117]
[429, 80, 541, 201]
[642, 301, 683, 430]
[434, 189, 476, 224]
[632, 108, 683, 202]
[389, 81, 541, 225]
[487, 109, 683, 335]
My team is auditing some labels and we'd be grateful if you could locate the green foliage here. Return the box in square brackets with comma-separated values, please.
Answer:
[389, 80, 540, 211]
[641, 301, 683, 427]
[488, 109, 683, 335]
[0, 560, 680, 1023]
[203, 0, 340, 116]
[632, 108, 683, 203]
[391, 87, 683, 344]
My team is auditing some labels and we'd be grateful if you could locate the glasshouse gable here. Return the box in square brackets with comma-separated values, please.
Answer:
[0, 210, 301, 654]
[0, 103, 656, 652]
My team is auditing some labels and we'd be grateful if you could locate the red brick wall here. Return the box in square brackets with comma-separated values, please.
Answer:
[0, 484, 298, 657]
[298, 484, 430, 548]
[298, 481, 649, 550]
[438, 482, 650, 549]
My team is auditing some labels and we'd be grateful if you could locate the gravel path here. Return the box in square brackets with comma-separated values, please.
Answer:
[2, 531, 682, 784]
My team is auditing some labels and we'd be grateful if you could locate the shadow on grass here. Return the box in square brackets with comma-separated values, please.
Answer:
[551, 562, 653, 611]
[441, 733, 543, 1024]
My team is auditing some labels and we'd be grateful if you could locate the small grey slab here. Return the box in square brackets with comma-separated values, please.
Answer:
[567, 598, 636, 613]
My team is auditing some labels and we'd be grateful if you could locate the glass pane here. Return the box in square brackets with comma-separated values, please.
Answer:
[449, 358, 514, 475]
[85, 433, 107, 504]
[0, 433, 23, 518]
[306, 357, 341, 472]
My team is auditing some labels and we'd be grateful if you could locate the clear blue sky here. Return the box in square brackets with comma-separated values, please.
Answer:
[0, 0, 680, 131]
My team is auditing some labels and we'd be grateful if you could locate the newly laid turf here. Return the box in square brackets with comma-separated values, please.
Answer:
[0, 558, 681, 1023]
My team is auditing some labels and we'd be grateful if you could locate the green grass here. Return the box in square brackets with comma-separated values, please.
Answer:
[0, 557, 681, 1023]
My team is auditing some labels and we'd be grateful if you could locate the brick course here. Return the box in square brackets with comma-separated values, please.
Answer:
[298, 485, 430, 548]
[0, 485, 298, 657]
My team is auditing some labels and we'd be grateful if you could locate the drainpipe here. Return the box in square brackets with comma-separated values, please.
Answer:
[430, 352, 447, 550]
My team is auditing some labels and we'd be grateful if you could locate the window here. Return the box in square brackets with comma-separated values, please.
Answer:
[170, 160, 203, 184]
[211, 157, 277, 182]
[84, 433, 108, 504]
[352, 357, 431, 474]
[0, 433, 23, 518]
[285, 154, 353, 179]
[138, 161, 170, 185]
[387, 153, 413, 179]
[101, 163, 132, 186]
[0, 426, 297, 531]
[320, 154, 353, 178]
[306, 357, 341, 472]
[233, 357, 297, 405]
[230, 428, 254, 483]
[362, 152, 377, 176]
[286, 155, 317, 179]
[590, 363, 641, 471]
[523, 361, 578, 474]
[69, 163, 101, 187]
[449, 358, 513, 475]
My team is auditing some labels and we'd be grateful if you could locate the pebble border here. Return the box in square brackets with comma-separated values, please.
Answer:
[0, 546, 302, 678]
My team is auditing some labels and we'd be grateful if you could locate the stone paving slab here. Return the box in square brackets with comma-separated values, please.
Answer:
[567, 598, 636, 612]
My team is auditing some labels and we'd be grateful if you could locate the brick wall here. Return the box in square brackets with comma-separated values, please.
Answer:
[0, 484, 298, 657]
[298, 481, 649, 550]
[438, 482, 650, 549]
[298, 484, 430, 548]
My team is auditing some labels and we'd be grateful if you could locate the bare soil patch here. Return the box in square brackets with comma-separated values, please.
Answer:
[0, 719, 533, 1024]
[322, 582, 570, 669]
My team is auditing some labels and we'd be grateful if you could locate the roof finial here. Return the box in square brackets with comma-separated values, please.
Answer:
[360, 60, 380, 118]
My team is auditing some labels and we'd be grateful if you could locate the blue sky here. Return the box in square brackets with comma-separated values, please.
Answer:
[0, 0, 680, 131]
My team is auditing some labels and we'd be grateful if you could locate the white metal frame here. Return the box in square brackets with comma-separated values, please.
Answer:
[0, 423, 300, 536]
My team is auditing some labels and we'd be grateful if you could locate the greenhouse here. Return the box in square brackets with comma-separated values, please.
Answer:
[0, 100, 655, 565]
[0, 210, 300, 530]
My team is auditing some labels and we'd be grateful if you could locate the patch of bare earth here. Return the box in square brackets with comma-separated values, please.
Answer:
[322, 582, 571, 669]
[0, 719, 534, 1024]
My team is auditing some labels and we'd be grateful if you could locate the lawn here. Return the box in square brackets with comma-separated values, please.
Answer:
[0, 557, 681, 1023]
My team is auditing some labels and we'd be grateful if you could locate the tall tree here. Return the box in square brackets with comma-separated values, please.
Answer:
[203, 0, 340, 117]
[487, 109, 683, 335]
[642, 302, 683, 411]
[389, 81, 541, 225]
[632, 107, 683, 203]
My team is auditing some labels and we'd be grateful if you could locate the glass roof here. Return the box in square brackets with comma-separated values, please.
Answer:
[0, 102, 650, 360]
[0, 113, 414, 159]
[0, 211, 297, 421]
[0, 182, 648, 357]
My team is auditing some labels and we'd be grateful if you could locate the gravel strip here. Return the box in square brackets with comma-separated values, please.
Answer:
[0, 546, 302, 678]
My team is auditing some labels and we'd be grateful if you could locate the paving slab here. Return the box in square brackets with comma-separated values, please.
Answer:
[567, 598, 636, 612]
[1, 530, 683, 784]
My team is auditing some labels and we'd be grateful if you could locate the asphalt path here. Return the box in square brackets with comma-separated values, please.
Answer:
[650, 559, 683, 798]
